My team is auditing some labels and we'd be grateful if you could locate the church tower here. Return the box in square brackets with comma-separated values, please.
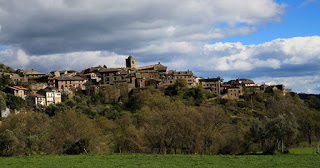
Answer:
[126, 56, 136, 69]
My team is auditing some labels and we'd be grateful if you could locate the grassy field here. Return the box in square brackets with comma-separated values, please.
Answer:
[0, 152, 319, 168]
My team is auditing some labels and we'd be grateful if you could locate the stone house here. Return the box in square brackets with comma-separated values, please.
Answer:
[173, 70, 194, 87]
[7, 86, 28, 100]
[199, 77, 222, 95]
[136, 62, 168, 81]
[226, 87, 243, 99]
[48, 70, 78, 87]
[21, 69, 46, 83]
[55, 76, 86, 91]
[100, 68, 128, 85]
[228, 78, 255, 87]
[265, 84, 286, 96]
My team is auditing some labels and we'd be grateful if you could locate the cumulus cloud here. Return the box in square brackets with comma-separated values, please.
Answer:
[199, 36, 320, 71]
[0, 0, 284, 57]
[0, 47, 127, 72]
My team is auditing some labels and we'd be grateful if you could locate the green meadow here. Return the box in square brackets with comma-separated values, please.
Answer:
[0, 148, 319, 168]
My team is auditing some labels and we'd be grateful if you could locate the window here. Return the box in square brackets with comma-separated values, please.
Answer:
[114, 77, 116, 80]
[106, 77, 109, 81]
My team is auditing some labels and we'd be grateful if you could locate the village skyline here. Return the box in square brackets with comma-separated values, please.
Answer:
[0, 0, 319, 94]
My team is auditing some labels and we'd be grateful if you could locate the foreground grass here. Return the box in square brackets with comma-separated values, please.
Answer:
[0, 154, 319, 168]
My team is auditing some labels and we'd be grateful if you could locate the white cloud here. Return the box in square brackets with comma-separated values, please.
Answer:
[0, 0, 285, 56]
[200, 36, 320, 71]
[253, 76, 320, 94]
[166, 26, 176, 36]
[0, 47, 127, 72]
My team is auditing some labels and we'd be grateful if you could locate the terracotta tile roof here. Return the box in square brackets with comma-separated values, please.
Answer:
[32, 93, 45, 97]
[8, 86, 28, 90]
[167, 70, 174, 74]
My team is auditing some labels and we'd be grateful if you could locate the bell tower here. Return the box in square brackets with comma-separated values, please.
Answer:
[126, 56, 135, 69]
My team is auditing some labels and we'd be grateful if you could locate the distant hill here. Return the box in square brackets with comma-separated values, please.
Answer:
[298, 93, 320, 100]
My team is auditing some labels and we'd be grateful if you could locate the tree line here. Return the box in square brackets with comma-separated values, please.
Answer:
[1, 78, 320, 156]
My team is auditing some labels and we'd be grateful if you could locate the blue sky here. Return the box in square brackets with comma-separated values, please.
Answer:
[215, 0, 320, 45]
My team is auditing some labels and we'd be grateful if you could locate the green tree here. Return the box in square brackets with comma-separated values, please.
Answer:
[113, 113, 144, 153]
[0, 91, 6, 111]
[101, 86, 120, 104]
[264, 114, 298, 154]
[0, 130, 21, 156]
[6, 94, 26, 110]
[0, 112, 51, 155]
[50, 110, 102, 154]
[165, 78, 187, 96]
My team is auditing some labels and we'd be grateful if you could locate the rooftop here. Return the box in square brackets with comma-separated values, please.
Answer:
[56, 76, 85, 81]
[99, 68, 121, 73]
[8, 86, 28, 90]
[31, 93, 45, 97]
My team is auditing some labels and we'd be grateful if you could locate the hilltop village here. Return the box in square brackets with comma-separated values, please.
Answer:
[1, 56, 285, 109]
[2, 56, 320, 157]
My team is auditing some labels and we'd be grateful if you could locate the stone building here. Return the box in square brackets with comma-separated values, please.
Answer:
[226, 87, 243, 99]
[173, 70, 194, 87]
[20, 69, 46, 83]
[100, 68, 127, 85]
[55, 76, 86, 91]
[199, 77, 222, 95]
[7, 86, 28, 100]
[159, 70, 194, 88]
[126, 56, 136, 69]
[136, 62, 167, 72]
[265, 84, 286, 96]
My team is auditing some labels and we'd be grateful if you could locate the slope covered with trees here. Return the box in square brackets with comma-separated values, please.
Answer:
[1, 77, 320, 156]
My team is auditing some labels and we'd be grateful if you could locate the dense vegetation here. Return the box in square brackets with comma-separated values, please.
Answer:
[1, 70, 320, 156]
[0, 153, 319, 168]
